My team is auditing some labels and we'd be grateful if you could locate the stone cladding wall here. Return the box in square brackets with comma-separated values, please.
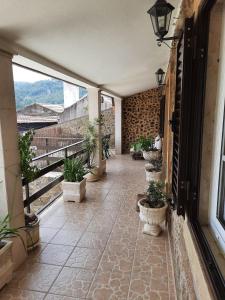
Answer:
[122, 88, 160, 153]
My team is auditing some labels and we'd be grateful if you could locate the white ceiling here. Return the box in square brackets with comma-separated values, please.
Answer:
[0, 0, 180, 97]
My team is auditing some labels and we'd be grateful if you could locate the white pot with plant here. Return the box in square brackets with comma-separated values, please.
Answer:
[62, 158, 87, 202]
[0, 215, 25, 289]
[83, 122, 100, 182]
[138, 181, 168, 236]
[139, 136, 161, 161]
[145, 159, 162, 182]
[19, 130, 40, 250]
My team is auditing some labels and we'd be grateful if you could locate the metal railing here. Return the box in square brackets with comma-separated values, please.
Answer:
[22, 140, 87, 213]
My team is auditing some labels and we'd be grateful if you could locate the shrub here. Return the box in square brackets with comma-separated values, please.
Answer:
[64, 158, 86, 182]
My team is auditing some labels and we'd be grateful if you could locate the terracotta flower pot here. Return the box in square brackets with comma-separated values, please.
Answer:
[0, 240, 13, 289]
[63, 178, 86, 202]
[138, 198, 168, 236]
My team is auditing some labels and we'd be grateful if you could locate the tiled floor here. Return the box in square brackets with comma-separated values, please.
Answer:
[0, 155, 176, 300]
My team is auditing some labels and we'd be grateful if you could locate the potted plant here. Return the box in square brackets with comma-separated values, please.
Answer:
[18, 130, 40, 250]
[0, 215, 25, 289]
[139, 136, 160, 161]
[145, 159, 162, 182]
[96, 115, 110, 174]
[62, 158, 87, 202]
[130, 138, 144, 160]
[138, 181, 168, 236]
[83, 122, 99, 182]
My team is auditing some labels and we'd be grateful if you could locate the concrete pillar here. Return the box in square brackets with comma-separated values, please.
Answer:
[114, 97, 122, 154]
[87, 87, 103, 174]
[0, 50, 27, 269]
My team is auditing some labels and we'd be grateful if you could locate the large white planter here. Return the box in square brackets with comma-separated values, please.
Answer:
[142, 150, 160, 161]
[0, 240, 13, 289]
[84, 167, 99, 182]
[26, 218, 40, 251]
[145, 170, 162, 182]
[63, 178, 86, 202]
[138, 199, 168, 236]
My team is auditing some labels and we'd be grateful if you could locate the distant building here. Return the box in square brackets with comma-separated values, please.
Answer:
[17, 103, 64, 132]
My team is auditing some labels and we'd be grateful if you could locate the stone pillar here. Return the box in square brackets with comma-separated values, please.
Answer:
[87, 87, 103, 174]
[114, 97, 122, 154]
[0, 50, 27, 269]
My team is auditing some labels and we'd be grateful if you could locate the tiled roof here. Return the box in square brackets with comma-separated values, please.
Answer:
[17, 114, 59, 123]
[38, 104, 64, 113]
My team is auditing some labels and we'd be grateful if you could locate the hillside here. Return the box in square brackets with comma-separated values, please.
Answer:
[14, 79, 87, 110]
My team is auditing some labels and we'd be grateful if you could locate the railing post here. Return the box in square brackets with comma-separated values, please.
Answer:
[46, 138, 50, 166]
[65, 148, 68, 158]
[25, 183, 31, 214]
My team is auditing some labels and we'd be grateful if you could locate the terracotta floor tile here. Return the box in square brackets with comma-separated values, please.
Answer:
[50, 229, 83, 246]
[77, 231, 110, 249]
[39, 227, 59, 243]
[9, 263, 61, 292]
[45, 295, 81, 300]
[0, 287, 45, 300]
[65, 247, 102, 270]
[0, 155, 177, 300]
[50, 267, 95, 298]
[35, 244, 74, 266]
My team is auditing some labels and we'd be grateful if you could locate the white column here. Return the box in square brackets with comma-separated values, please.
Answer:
[114, 97, 122, 154]
[87, 87, 103, 174]
[0, 50, 27, 268]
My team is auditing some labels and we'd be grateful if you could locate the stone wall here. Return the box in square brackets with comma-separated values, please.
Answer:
[122, 88, 160, 153]
[34, 108, 115, 148]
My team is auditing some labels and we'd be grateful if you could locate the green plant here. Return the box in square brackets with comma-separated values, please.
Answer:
[131, 136, 155, 152]
[83, 122, 97, 169]
[64, 158, 86, 182]
[18, 130, 39, 181]
[0, 215, 25, 249]
[144, 181, 166, 208]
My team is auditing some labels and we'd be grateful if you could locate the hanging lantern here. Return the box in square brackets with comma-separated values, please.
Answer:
[147, 0, 175, 40]
[155, 68, 165, 86]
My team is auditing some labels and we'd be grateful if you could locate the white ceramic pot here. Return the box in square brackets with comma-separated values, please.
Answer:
[0, 240, 13, 289]
[26, 218, 40, 251]
[63, 178, 86, 202]
[145, 170, 162, 182]
[142, 150, 160, 161]
[138, 199, 168, 236]
[84, 167, 99, 182]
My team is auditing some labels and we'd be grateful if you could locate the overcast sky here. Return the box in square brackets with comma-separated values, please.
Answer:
[13, 65, 50, 82]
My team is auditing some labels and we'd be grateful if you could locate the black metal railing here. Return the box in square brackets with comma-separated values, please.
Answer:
[22, 140, 87, 213]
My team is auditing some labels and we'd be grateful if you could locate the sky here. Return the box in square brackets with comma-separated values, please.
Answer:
[13, 65, 50, 82]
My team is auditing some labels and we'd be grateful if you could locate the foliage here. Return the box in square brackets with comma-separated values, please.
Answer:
[131, 136, 155, 152]
[64, 158, 87, 182]
[18, 130, 39, 181]
[145, 181, 166, 208]
[0, 215, 25, 249]
[15, 79, 87, 110]
[95, 114, 111, 159]
[83, 122, 97, 169]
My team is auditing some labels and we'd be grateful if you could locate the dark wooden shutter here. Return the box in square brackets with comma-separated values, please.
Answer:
[171, 17, 194, 216]
[159, 96, 165, 138]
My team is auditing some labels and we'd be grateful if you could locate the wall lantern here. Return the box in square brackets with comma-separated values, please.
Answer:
[147, 0, 179, 47]
[155, 68, 165, 86]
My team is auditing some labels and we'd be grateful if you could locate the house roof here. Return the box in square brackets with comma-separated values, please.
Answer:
[17, 114, 59, 124]
[37, 104, 64, 114]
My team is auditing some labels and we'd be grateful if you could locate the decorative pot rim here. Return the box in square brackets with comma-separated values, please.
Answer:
[63, 177, 87, 184]
[0, 240, 12, 253]
[138, 198, 168, 211]
[145, 169, 162, 173]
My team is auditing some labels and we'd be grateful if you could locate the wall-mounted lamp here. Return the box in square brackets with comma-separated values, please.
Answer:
[147, 0, 179, 47]
[155, 68, 165, 86]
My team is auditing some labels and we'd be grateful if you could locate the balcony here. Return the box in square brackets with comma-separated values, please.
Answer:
[0, 155, 175, 300]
